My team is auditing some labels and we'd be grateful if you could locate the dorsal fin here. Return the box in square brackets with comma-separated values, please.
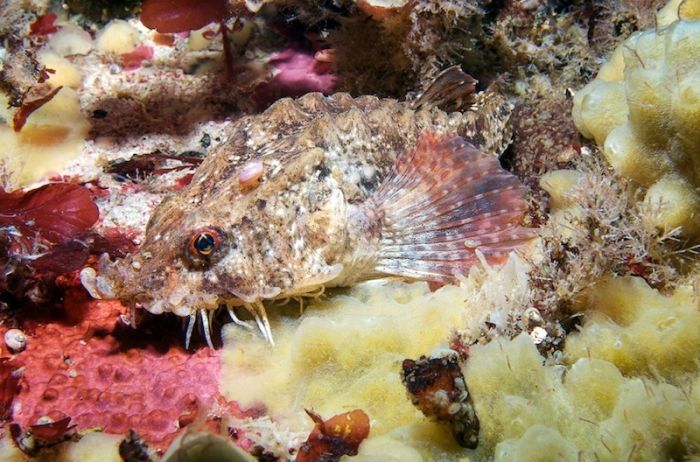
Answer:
[368, 133, 535, 283]
[412, 66, 478, 112]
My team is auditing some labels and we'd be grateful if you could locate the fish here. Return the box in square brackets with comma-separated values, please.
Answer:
[88, 69, 535, 348]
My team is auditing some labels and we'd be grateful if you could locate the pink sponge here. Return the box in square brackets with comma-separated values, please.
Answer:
[252, 47, 338, 108]
[11, 288, 225, 451]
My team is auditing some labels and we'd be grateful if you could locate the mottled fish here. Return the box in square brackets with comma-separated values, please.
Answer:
[89, 69, 535, 348]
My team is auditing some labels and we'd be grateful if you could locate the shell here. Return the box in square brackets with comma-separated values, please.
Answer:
[5, 328, 27, 352]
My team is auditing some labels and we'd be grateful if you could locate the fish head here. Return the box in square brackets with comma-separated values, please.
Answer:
[101, 197, 286, 317]
[98, 149, 351, 317]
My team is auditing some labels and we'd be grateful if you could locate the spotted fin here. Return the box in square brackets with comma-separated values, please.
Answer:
[369, 133, 535, 283]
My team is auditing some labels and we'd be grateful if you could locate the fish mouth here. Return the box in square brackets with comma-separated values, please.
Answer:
[134, 294, 277, 350]
[80, 257, 331, 349]
[180, 299, 275, 350]
[80, 265, 277, 349]
[139, 296, 276, 350]
[143, 287, 281, 349]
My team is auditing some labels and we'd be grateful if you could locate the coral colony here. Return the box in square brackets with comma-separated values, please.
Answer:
[0, 0, 699, 461]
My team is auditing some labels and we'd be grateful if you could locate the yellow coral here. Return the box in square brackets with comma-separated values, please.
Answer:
[494, 426, 579, 462]
[0, 16, 92, 188]
[572, 0, 700, 236]
[511, 374, 700, 461]
[36, 50, 83, 89]
[658, 0, 700, 25]
[466, 329, 700, 461]
[221, 255, 533, 460]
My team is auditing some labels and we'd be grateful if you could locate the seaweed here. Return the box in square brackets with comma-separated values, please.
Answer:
[141, 0, 232, 33]
[12, 86, 63, 132]
[29, 13, 59, 36]
[0, 183, 99, 301]
[10, 415, 77, 457]
[0, 183, 99, 245]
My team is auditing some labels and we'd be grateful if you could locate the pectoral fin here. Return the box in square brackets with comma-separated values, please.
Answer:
[368, 133, 535, 283]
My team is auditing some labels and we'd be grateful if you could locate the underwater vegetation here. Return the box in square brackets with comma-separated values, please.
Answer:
[0, 0, 698, 461]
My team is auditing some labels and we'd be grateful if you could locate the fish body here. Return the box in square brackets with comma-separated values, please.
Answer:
[99, 87, 533, 347]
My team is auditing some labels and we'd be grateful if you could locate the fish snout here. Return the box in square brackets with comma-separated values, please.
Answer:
[79, 253, 144, 302]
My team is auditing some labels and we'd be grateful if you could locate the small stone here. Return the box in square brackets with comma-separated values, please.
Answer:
[530, 327, 547, 345]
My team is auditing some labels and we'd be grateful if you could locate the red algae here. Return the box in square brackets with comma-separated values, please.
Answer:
[0, 183, 100, 289]
[9, 288, 226, 451]
[121, 45, 154, 71]
[12, 86, 63, 132]
[141, 0, 231, 33]
[0, 358, 20, 421]
[153, 32, 175, 46]
[29, 415, 74, 442]
[29, 13, 59, 36]
[0, 182, 99, 245]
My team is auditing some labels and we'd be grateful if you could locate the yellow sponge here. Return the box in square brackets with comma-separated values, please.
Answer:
[566, 276, 700, 381]
[96, 20, 142, 54]
[0, 89, 89, 188]
[220, 280, 471, 436]
[572, 0, 700, 237]
[217, 264, 700, 461]
[36, 50, 83, 89]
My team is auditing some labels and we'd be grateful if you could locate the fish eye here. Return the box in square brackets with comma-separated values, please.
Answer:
[188, 228, 221, 256]
[182, 226, 229, 270]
